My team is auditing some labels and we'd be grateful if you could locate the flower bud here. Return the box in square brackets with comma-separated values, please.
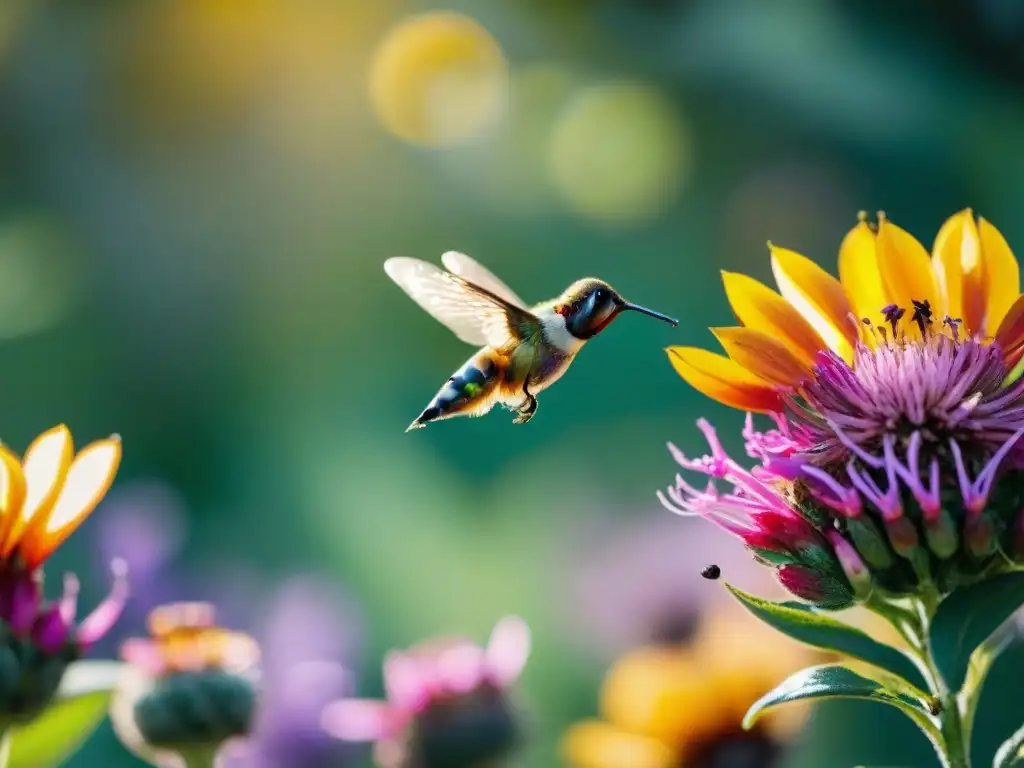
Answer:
[827, 532, 872, 600]
[883, 517, 919, 559]
[924, 509, 959, 560]
[845, 517, 895, 571]
[964, 513, 997, 559]
[112, 603, 259, 767]
[776, 565, 854, 610]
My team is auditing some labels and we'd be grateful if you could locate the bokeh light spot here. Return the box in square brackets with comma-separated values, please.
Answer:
[368, 12, 508, 146]
[438, 62, 579, 217]
[547, 82, 691, 226]
[0, 217, 79, 339]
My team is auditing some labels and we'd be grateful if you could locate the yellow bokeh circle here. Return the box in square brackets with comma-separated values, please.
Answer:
[368, 12, 508, 146]
[548, 82, 690, 225]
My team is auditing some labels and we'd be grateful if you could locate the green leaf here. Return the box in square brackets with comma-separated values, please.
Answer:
[744, 664, 939, 741]
[7, 661, 122, 768]
[929, 571, 1024, 691]
[726, 584, 928, 690]
[994, 722, 1024, 768]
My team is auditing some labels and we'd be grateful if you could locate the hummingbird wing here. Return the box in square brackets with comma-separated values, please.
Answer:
[384, 257, 538, 349]
[440, 252, 528, 309]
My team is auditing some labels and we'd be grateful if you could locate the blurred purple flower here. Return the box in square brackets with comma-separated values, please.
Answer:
[557, 511, 780, 660]
[94, 479, 189, 632]
[95, 479, 366, 767]
[235, 577, 366, 768]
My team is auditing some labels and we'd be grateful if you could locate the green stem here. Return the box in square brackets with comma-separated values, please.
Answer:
[937, 692, 971, 768]
[0, 731, 10, 768]
[869, 593, 975, 768]
[178, 746, 218, 768]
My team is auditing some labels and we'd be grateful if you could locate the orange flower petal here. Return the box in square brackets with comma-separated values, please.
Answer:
[769, 245, 857, 362]
[0, 448, 26, 553]
[711, 327, 812, 389]
[875, 218, 943, 331]
[20, 435, 121, 569]
[3, 425, 73, 557]
[931, 209, 969, 323]
[995, 295, 1024, 365]
[978, 217, 1020, 334]
[720, 271, 826, 367]
[666, 347, 782, 413]
[838, 219, 887, 327]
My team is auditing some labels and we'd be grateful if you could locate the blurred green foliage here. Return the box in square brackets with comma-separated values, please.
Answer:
[0, 0, 1023, 765]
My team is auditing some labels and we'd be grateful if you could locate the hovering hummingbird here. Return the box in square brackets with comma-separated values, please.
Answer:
[385, 252, 678, 431]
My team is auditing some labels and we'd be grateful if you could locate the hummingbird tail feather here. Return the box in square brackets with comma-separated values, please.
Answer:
[405, 350, 502, 432]
[406, 406, 441, 432]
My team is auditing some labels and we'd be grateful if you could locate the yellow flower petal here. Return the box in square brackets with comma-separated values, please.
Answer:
[666, 347, 783, 413]
[769, 245, 857, 362]
[838, 219, 887, 326]
[720, 271, 826, 367]
[600, 646, 723, 745]
[931, 209, 969, 324]
[875, 218, 943, 331]
[979, 216, 1020, 333]
[560, 721, 676, 768]
[20, 435, 122, 569]
[3, 425, 73, 557]
[711, 326, 812, 389]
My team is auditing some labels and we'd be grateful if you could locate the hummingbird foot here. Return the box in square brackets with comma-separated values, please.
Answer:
[512, 388, 537, 425]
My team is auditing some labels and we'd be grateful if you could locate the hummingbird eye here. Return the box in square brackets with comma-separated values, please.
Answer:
[594, 288, 606, 301]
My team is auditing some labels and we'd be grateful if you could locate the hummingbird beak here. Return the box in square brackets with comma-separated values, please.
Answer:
[620, 302, 679, 327]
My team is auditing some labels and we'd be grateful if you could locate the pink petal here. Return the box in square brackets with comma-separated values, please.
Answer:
[437, 643, 485, 694]
[77, 558, 130, 648]
[321, 699, 405, 742]
[485, 616, 531, 686]
[383, 651, 428, 710]
[119, 638, 167, 676]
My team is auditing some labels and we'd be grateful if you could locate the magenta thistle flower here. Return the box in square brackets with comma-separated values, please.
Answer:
[322, 616, 531, 768]
[662, 212, 1024, 607]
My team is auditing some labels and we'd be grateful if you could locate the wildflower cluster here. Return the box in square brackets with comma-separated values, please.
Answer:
[663, 211, 1024, 608]
[662, 210, 1024, 768]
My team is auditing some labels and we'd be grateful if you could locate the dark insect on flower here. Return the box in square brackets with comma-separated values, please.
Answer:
[323, 617, 531, 768]
[701, 564, 721, 580]
[662, 210, 1024, 608]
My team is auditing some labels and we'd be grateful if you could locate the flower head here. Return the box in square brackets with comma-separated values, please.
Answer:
[323, 616, 531, 768]
[663, 211, 1024, 605]
[112, 602, 260, 768]
[561, 605, 815, 768]
[0, 425, 128, 724]
[94, 488, 367, 768]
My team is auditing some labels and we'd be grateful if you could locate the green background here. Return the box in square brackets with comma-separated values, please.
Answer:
[1, 0, 1024, 765]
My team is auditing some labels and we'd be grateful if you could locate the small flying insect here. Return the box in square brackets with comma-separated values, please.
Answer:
[701, 564, 721, 580]
[385, 252, 678, 431]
